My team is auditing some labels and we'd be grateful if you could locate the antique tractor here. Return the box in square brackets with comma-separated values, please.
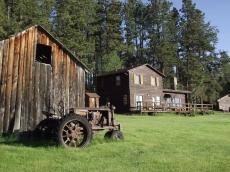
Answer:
[34, 103, 123, 148]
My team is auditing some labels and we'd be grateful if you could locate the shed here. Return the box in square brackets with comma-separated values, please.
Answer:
[217, 94, 230, 111]
[85, 93, 100, 108]
[0, 25, 90, 134]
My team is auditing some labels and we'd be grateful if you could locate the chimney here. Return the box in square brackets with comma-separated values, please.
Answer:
[170, 77, 177, 90]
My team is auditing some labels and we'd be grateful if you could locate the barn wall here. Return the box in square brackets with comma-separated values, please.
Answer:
[218, 96, 230, 111]
[0, 27, 86, 134]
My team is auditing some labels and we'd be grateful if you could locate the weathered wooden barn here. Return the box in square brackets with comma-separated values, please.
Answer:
[217, 94, 230, 112]
[96, 64, 190, 113]
[0, 25, 89, 134]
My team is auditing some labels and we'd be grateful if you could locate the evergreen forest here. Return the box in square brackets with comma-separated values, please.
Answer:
[0, 0, 230, 104]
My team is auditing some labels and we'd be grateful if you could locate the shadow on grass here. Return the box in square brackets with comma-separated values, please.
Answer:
[0, 132, 124, 148]
[0, 132, 57, 148]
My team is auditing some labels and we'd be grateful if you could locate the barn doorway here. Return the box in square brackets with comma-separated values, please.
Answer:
[36, 44, 52, 64]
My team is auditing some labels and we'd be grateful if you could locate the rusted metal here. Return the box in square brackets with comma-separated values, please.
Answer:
[35, 104, 123, 148]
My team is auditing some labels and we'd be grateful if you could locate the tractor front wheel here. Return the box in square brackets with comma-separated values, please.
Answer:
[56, 113, 92, 148]
[110, 130, 124, 140]
[104, 130, 112, 139]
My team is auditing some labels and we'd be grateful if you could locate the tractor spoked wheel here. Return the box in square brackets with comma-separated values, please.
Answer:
[110, 130, 124, 140]
[56, 113, 92, 148]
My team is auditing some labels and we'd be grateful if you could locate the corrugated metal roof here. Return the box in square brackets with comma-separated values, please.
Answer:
[96, 64, 165, 77]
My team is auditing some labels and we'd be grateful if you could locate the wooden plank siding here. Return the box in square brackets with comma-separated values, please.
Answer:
[13, 32, 26, 133]
[0, 39, 9, 133]
[4, 37, 14, 133]
[9, 35, 20, 131]
[0, 26, 89, 134]
[129, 65, 163, 109]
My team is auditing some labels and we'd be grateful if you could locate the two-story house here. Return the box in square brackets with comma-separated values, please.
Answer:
[96, 64, 190, 113]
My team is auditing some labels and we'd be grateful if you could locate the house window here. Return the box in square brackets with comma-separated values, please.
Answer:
[166, 98, 171, 107]
[173, 98, 182, 107]
[152, 96, 160, 106]
[123, 95, 127, 105]
[151, 77, 159, 86]
[135, 95, 143, 109]
[36, 44, 52, 64]
[116, 76, 121, 86]
[134, 74, 143, 84]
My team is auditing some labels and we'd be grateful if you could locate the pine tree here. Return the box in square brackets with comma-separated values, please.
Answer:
[99, 51, 124, 74]
[94, 0, 125, 71]
[0, 0, 7, 39]
[217, 51, 230, 97]
[3, 0, 54, 34]
[178, 0, 218, 101]
[53, 0, 96, 59]
[145, 0, 179, 90]
[122, 0, 137, 66]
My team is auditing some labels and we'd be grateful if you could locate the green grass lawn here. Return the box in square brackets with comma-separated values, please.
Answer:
[1, 112, 230, 172]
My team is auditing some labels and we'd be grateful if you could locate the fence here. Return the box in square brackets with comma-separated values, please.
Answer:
[134, 101, 213, 114]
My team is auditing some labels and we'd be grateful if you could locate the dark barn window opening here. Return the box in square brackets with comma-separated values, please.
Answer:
[36, 44, 52, 64]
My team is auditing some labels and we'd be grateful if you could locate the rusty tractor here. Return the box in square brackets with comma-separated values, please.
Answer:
[34, 103, 123, 148]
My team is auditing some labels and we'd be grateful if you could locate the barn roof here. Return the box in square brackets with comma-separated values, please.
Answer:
[86, 93, 100, 98]
[96, 64, 165, 77]
[4, 25, 90, 73]
[217, 94, 230, 102]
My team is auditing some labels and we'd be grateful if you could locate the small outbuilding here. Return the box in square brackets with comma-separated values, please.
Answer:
[0, 25, 90, 134]
[217, 94, 230, 112]
[85, 93, 100, 108]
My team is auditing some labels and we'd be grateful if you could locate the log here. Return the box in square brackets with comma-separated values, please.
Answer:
[9, 34, 20, 132]
[13, 32, 26, 134]
[4, 37, 15, 133]
[46, 64, 53, 116]
[0, 40, 4, 84]
[33, 63, 40, 130]
[21, 30, 30, 131]
[63, 53, 69, 115]
[28, 28, 36, 130]
[0, 39, 9, 133]
[25, 28, 33, 131]
[39, 63, 47, 119]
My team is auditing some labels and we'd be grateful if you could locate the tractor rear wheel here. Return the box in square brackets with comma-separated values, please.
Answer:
[34, 118, 59, 140]
[56, 113, 92, 148]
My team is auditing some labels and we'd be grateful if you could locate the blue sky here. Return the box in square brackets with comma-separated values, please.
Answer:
[141, 0, 230, 55]
[171, 0, 230, 55]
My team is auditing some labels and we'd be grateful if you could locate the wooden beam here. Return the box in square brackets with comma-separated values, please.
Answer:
[4, 37, 15, 133]
[0, 40, 9, 133]
[13, 32, 26, 133]
[9, 34, 20, 132]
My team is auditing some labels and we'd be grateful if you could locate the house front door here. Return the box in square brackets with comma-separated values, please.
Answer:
[135, 95, 143, 110]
